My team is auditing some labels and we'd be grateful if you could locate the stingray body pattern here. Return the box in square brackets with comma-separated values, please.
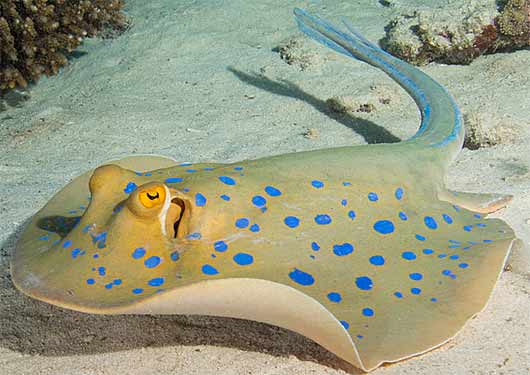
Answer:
[12, 9, 516, 372]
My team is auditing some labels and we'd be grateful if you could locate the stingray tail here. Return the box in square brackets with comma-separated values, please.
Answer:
[293, 8, 464, 163]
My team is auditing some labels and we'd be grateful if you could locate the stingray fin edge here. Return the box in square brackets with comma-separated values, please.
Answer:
[438, 190, 513, 214]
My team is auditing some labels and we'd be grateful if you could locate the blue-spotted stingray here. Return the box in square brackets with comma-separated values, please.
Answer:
[11, 8, 516, 372]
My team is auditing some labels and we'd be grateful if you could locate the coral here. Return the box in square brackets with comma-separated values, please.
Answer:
[495, 0, 530, 49]
[381, 0, 530, 65]
[463, 111, 519, 149]
[276, 36, 322, 71]
[0, 0, 126, 91]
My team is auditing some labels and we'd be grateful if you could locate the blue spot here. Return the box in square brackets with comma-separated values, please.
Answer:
[186, 232, 202, 240]
[431, 297, 438, 302]
[68, 210, 77, 214]
[311, 242, 320, 251]
[402, 251, 416, 260]
[214, 241, 228, 252]
[423, 248, 434, 255]
[148, 278, 164, 287]
[411, 287, 422, 295]
[288, 268, 315, 286]
[144, 256, 161, 268]
[38, 235, 49, 241]
[348, 210, 356, 220]
[443, 214, 453, 224]
[356, 335, 364, 339]
[220, 194, 231, 201]
[218, 176, 236, 185]
[202, 264, 219, 275]
[362, 308, 374, 317]
[311, 180, 324, 188]
[105, 283, 113, 289]
[453, 205, 461, 212]
[86, 278, 95, 285]
[399, 211, 408, 221]
[179, 162, 192, 166]
[395, 187, 403, 200]
[369, 255, 385, 266]
[195, 193, 207, 207]
[449, 254, 459, 260]
[62, 240, 72, 248]
[132, 247, 146, 259]
[368, 192, 378, 201]
[233, 252, 254, 266]
[459, 263, 469, 268]
[165, 177, 183, 183]
[442, 269, 451, 276]
[424, 216, 438, 230]
[252, 196, 267, 208]
[124, 182, 137, 194]
[355, 276, 373, 291]
[235, 218, 250, 228]
[98, 266, 106, 276]
[343, 181, 352, 186]
[71, 248, 82, 259]
[327, 292, 342, 303]
[474, 213, 481, 218]
[284, 216, 300, 228]
[333, 243, 354, 256]
[93, 254, 99, 259]
[185, 169, 197, 173]
[394, 291, 403, 298]
[341, 199, 347, 206]
[314, 214, 332, 225]
[132, 288, 143, 294]
[438, 253, 447, 258]
[476, 223, 487, 227]
[373, 220, 395, 234]
[463, 225, 473, 232]
[171, 251, 180, 261]
[449, 245, 460, 249]
[340, 320, 350, 329]
[203, 167, 215, 171]
[264, 186, 282, 197]
[409, 272, 423, 280]
[234, 166, 243, 171]
[415, 234, 426, 241]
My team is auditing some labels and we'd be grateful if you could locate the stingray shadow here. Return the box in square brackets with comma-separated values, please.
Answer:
[228, 67, 401, 145]
[0, 222, 360, 374]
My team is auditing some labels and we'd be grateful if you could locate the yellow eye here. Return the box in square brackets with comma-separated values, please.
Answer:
[138, 186, 166, 208]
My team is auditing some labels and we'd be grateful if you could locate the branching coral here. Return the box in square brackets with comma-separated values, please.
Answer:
[0, 0, 127, 91]
[381, 0, 530, 65]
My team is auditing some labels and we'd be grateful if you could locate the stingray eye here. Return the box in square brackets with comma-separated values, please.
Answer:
[138, 186, 166, 208]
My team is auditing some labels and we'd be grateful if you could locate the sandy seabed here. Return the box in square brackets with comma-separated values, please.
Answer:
[1, 0, 529, 374]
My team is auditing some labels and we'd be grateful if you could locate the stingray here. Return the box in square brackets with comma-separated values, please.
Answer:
[11, 8, 516, 372]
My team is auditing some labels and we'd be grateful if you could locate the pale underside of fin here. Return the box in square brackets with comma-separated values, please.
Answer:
[438, 190, 513, 214]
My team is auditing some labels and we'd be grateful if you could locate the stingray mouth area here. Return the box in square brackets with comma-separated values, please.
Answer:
[165, 196, 190, 239]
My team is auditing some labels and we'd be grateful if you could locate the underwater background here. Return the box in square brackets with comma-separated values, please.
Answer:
[1, 0, 529, 374]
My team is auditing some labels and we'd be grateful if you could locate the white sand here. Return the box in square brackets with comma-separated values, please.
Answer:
[1, 0, 529, 374]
